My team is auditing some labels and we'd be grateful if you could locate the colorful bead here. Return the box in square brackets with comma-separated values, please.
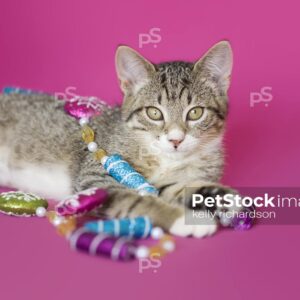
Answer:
[0, 191, 48, 217]
[146, 234, 175, 257]
[69, 229, 136, 261]
[103, 154, 158, 195]
[94, 149, 107, 161]
[159, 235, 175, 244]
[231, 205, 255, 231]
[84, 216, 152, 239]
[55, 188, 108, 216]
[57, 217, 77, 237]
[149, 245, 167, 258]
[47, 211, 77, 237]
[81, 125, 95, 143]
[64, 96, 104, 119]
[47, 211, 64, 226]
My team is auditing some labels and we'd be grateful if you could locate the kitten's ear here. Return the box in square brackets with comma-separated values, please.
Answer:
[194, 41, 233, 93]
[115, 46, 155, 95]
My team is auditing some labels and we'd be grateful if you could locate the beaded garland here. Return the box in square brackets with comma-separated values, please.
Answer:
[1, 86, 254, 262]
[48, 211, 176, 261]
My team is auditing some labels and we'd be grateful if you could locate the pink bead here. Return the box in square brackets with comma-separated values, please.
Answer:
[64, 97, 103, 119]
[55, 188, 108, 216]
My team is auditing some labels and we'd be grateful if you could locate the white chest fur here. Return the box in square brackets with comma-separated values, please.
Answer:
[148, 151, 201, 185]
[0, 146, 72, 200]
[148, 136, 222, 186]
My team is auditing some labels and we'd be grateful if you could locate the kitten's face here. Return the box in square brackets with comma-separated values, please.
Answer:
[115, 42, 232, 157]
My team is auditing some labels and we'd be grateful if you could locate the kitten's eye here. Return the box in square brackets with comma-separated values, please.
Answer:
[187, 106, 203, 121]
[146, 107, 163, 121]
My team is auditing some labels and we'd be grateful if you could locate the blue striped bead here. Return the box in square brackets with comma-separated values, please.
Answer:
[103, 154, 158, 195]
[84, 216, 152, 239]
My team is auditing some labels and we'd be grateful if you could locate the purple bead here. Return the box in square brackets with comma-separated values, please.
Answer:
[232, 206, 255, 231]
[69, 228, 136, 261]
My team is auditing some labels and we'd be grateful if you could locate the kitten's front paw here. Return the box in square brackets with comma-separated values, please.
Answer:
[190, 185, 242, 226]
[169, 212, 218, 238]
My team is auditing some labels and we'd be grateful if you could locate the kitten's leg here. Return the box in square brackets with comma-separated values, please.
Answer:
[75, 171, 219, 237]
[75, 170, 183, 230]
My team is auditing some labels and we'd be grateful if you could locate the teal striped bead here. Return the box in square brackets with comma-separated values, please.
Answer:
[84, 216, 152, 239]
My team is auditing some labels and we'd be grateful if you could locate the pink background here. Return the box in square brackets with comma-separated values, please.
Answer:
[0, 0, 299, 299]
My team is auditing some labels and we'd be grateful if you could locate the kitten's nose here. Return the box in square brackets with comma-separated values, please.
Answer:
[167, 128, 185, 148]
[169, 138, 183, 148]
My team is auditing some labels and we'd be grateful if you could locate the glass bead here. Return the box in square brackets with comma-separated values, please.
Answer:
[57, 217, 77, 237]
[159, 235, 175, 245]
[149, 245, 167, 258]
[94, 149, 107, 161]
[81, 125, 95, 143]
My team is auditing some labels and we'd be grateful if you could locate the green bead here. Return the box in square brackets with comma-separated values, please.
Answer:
[0, 192, 48, 216]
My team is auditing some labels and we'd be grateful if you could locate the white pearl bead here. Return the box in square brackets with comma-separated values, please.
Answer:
[35, 207, 47, 217]
[88, 142, 98, 152]
[151, 227, 164, 240]
[79, 117, 89, 126]
[135, 246, 149, 259]
[162, 240, 175, 252]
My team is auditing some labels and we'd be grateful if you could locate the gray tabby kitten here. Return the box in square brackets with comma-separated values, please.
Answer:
[0, 41, 237, 237]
